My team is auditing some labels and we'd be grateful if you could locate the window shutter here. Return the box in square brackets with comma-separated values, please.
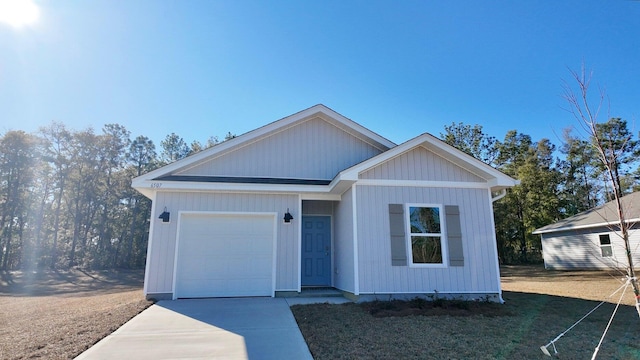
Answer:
[445, 205, 464, 267]
[389, 204, 407, 266]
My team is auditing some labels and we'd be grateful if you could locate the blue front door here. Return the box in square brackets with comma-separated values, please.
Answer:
[301, 216, 331, 286]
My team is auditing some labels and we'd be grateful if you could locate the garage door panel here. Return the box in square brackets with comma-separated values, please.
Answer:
[175, 213, 275, 298]
[229, 237, 252, 253]
[179, 279, 272, 298]
[242, 263, 271, 276]
[205, 259, 226, 275]
[180, 257, 206, 279]
[238, 277, 271, 287]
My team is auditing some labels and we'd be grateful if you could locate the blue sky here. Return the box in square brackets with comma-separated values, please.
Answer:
[1, 1, 639, 149]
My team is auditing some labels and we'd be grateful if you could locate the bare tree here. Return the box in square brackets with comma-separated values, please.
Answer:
[562, 64, 640, 317]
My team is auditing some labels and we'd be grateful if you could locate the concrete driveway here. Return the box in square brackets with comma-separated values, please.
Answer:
[75, 298, 313, 360]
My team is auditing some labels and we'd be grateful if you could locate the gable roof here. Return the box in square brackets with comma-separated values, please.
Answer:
[141, 104, 394, 179]
[132, 105, 519, 199]
[132, 104, 395, 197]
[533, 191, 640, 235]
[335, 132, 519, 190]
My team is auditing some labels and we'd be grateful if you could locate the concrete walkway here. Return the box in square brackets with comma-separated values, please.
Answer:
[75, 297, 322, 360]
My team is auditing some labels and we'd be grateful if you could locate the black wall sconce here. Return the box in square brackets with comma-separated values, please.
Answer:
[283, 208, 294, 224]
[158, 207, 170, 223]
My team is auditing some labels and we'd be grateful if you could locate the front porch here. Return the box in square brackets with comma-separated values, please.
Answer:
[277, 287, 354, 305]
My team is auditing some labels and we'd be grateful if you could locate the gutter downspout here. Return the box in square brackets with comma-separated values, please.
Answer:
[490, 187, 507, 303]
[491, 189, 507, 203]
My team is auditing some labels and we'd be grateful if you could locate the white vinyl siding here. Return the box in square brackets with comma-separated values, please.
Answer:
[540, 227, 640, 270]
[145, 191, 298, 296]
[302, 200, 335, 215]
[176, 117, 384, 180]
[360, 146, 486, 182]
[333, 187, 356, 293]
[355, 185, 499, 294]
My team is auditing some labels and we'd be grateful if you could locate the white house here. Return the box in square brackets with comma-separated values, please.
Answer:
[533, 192, 640, 270]
[132, 105, 518, 302]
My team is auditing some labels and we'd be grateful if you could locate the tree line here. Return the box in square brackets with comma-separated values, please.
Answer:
[441, 117, 640, 263]
[1, 115, 638, 270]
[0, 122, 234, 270]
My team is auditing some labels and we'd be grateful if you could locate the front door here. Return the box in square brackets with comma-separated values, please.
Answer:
[301, 216, 331, 286]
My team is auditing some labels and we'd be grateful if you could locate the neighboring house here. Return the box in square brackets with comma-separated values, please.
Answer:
[533, 192, 640, 270]
[132, 105, 518, 302]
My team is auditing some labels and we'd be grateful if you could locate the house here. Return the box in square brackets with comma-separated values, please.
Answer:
[533, 192, 640, 270]
[132, 105, 518, 302]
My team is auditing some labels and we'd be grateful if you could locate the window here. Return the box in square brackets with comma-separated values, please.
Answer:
[407, 205, 445, 265]
[599, 234, 613, 257]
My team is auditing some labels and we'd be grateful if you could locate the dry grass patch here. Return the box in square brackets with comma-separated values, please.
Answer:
[501, 265, 636, 305]
[291, 265, 640, 359]
[0, 269, 151, 360]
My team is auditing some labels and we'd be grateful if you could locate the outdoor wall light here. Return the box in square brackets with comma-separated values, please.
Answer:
[158, 207, 170, 223]
[283, 209, 294, 224]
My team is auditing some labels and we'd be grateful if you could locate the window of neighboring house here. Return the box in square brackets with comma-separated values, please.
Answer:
[599, 234, 613, 257]
[407, 205, 446, 266]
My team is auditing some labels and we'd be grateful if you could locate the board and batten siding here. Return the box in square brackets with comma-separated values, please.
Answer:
[360, 146, 486, 182]
[541, 226, 640, 270]
[333, 187, 356, 293]
[145, 191, 299, 295]
[176, 117, 385, 180]
[355, 185, 499, 295]
[302, 200, 335, 215]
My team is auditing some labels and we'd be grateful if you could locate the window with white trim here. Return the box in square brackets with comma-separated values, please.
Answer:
[406, 204, 446, 265]
[599, 234, 613, 257]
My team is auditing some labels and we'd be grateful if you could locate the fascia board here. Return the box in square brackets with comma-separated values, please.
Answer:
[135, 187, 155, 199]
[131, 178, 156, 199]
[135, 175, 353, 199]
[418, 133, 518, 185]
[532, 218, 640, 235]
[328, 178, 357, 195]
[131, 138, 242, 184]
[134, 182, 342, 201]
[313, 105, 396, 149]
[134, 179, 336, 195]
[487, 177, 521, 189]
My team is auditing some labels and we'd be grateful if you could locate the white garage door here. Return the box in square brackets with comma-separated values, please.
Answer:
[175, 213, 275, 298]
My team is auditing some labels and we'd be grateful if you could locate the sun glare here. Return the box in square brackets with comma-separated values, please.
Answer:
[0, 0, 40, 28]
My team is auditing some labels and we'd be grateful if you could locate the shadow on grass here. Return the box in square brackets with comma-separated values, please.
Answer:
[0, 269, 144, 297]
[291, 291, 640, 360]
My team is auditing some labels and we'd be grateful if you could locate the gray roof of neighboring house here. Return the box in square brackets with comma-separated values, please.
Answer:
[532, 191, 640, 235]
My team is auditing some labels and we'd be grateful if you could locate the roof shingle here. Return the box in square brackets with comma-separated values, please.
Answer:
[533, 192, 640, 234]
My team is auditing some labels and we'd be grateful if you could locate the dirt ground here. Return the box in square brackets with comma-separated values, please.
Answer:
[500, 264, 638, 306]
[0, 269, 150, 360]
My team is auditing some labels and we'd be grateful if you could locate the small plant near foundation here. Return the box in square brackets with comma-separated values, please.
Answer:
[361, 296, 508, 318]
[408, 297, 427, 309]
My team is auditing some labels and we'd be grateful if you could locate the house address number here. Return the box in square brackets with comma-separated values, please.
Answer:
[151, 182, 163, 188]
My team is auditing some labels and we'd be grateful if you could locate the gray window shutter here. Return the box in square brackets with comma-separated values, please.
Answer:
[445, 205, 464, 267]
[389, 204, 407, 266]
